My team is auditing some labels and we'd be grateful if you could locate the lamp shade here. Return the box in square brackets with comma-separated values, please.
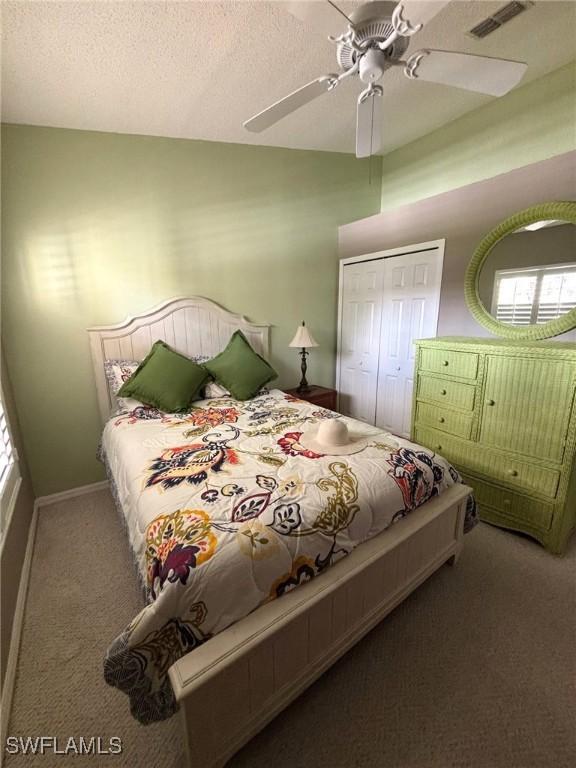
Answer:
[289, 322, 318, 349]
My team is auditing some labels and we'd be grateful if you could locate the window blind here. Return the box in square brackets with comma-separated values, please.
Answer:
[0, 398, 15, 491]
[492, 264, 576, 326]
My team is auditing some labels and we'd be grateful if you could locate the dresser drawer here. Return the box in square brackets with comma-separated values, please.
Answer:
[417, 374, 476, 411]
[415, 402, 473, 439]
[414, 427, 560, 499]
[419, 348, 479, 380]
[461, 475, 554, 532]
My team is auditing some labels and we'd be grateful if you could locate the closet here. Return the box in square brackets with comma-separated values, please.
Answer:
[336, 240, 444, 436]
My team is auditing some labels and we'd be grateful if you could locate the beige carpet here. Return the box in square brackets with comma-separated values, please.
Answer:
[5, 489, 575, 767]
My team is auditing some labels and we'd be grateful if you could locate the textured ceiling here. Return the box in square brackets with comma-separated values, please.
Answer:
[2, 1, 575, 155]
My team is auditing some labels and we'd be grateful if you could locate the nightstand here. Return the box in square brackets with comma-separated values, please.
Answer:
[283, 385, 337, 411]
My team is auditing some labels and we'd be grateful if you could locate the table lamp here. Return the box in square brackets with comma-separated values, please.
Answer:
[289, 321, 319, 393]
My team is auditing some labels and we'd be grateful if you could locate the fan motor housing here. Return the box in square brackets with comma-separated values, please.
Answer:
[359, 49, 387, 83]
[337, 0, 409, 74]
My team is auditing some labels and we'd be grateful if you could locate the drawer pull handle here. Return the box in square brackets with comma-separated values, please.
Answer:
[442, 360, 449, 366]
[507, 469, 518, 477]
[485, 399, 495, 406]
[503, 499, 511, 507]
[438, 417, 445, 423]
[440, 389, 447, 396]
[436, 444, 442, 451]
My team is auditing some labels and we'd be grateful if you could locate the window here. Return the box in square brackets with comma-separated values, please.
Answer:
[0, 398, 15, 490]
[0, 390, 20, 544]
[491, 263, 576, 325]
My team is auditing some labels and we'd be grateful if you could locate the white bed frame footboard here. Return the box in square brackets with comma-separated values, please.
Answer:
[169, 483, 471, 768]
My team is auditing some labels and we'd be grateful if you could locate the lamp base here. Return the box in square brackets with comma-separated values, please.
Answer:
[298, 348, 309, 392]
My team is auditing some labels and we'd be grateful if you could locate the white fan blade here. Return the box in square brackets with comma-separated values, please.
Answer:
[356, 88, 383, 159]
[407, 49, 527, 96]
[284, 0, 353, 38]
[244, 76, 338, 133]
[395, 0, 451, 34]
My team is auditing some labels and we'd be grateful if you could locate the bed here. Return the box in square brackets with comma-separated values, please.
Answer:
[88, 296, 475, 768]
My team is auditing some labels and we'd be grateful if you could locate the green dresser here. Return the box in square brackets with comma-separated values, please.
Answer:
[411, 338, 576, 554]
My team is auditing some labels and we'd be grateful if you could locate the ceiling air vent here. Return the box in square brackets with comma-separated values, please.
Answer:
[468, 1, 533, 40]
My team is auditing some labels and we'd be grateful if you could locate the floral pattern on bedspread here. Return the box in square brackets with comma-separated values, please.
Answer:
[101, 389, 477, 724]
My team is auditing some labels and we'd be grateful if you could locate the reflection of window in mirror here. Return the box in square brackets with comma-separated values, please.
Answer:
[491, 263, 576, 325]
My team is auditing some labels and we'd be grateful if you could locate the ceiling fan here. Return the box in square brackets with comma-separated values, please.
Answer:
[243, 0, 528, 158]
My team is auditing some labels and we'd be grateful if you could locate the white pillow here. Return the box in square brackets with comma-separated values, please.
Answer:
[104, 359, 140, 412]
[204, 381, 231, 398]
[203, 381, 270, 400]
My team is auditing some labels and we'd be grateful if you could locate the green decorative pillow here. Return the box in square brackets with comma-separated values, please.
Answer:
[203, 330, 277, 401]
[118, 341, 209, 412]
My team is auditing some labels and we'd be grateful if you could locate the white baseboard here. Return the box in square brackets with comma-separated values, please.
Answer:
[34, 480, 110, 510]
[0, 504, 38, 748]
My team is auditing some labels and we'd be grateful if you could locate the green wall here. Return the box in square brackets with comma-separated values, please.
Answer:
[1, 126, 382, 495]
[380, 62, 576, 211]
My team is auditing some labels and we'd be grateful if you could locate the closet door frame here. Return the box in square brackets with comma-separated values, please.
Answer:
[336, 239, 445, 417]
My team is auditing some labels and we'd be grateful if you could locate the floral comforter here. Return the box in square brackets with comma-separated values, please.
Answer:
[101, 389, 476, 723]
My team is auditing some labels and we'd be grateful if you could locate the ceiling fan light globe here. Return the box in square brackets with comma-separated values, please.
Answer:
[359, 49, 387, 83]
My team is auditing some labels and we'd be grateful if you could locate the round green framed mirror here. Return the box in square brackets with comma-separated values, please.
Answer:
[464, 201, 576, 340]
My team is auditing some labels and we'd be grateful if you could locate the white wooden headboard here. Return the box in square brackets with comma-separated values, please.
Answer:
[87, 296, 271, 424]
